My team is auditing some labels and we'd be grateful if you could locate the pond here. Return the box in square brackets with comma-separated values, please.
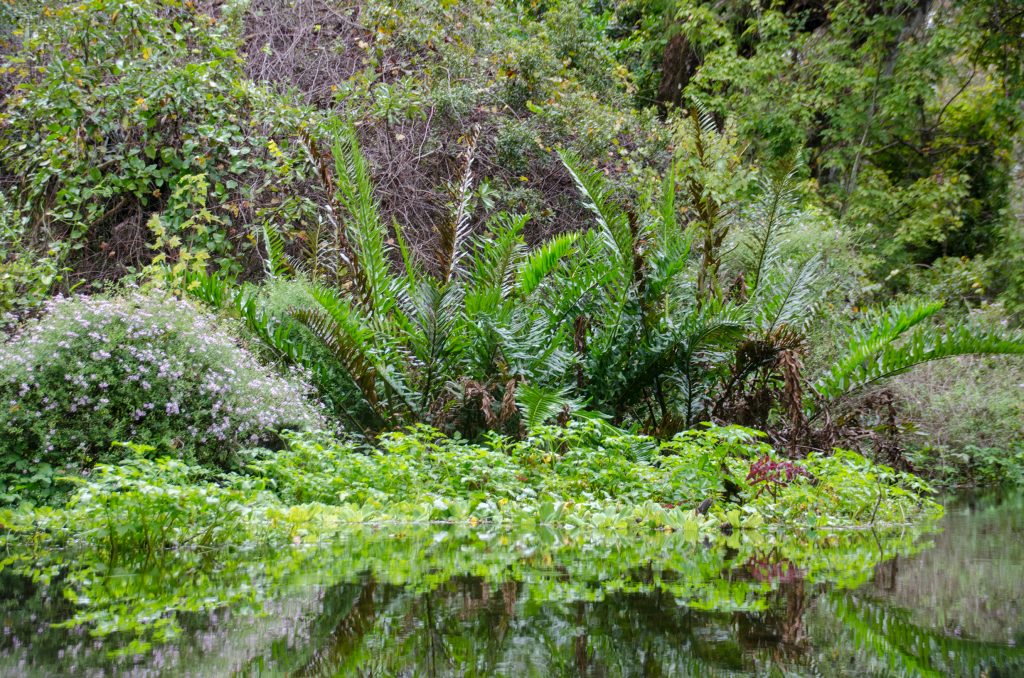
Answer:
[1, 491, 1021, 676]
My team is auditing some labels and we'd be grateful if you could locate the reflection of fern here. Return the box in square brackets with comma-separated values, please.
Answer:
[826, 592, 1024, 676]
[814, 301, 1024, 406]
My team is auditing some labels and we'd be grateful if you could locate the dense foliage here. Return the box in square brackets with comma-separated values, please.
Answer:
[0, 424, 940, 651]
[250, 422, 940, 527]
[618, 0, 1024, 311]
[1, 0, 1022, 665]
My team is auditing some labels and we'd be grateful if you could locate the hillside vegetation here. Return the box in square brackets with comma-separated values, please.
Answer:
[0, 0, 1022, 497]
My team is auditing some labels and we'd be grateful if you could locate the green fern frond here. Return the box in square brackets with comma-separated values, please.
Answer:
[329, 124, 401, 317]
[402, 279, 467, 411]
[467, 212, 527, 305]
[691, 98, 718, 141]
[814, 301, 1024, 404]
[744, 170, 800, 295]
[516, 383, 575, 429]
[517, 232, 578, 298]
[558, 150, 633, 277]
[295, 286, 379, 402]
[260, 223, 291, 279]
[754, 254, 824, 336]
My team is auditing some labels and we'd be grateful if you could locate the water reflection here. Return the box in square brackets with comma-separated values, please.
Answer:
[1, 492, 1021, 676]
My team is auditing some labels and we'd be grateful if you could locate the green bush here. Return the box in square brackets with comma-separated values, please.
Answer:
[0, 0, 311, 283]
[0, 290, 325, 503]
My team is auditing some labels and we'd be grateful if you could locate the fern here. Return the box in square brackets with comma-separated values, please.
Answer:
[517, 231, 577, 298]
[743, 171, 800, 296]
[466, 212, 526, 306]
[753, 254, 824, 336]
[814, 301, 1024, 405]
[329, 125, 403, 317]
[436, 128, 478, 283]
[260, 223, 291, 279]
[516, 383, 575, 429]
[558, 150, 633, 279]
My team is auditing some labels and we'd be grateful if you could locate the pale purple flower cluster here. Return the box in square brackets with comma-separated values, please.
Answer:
[1, 291, 326, 464]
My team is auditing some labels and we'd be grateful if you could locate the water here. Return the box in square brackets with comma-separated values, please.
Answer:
[1, 491, 1021, 677]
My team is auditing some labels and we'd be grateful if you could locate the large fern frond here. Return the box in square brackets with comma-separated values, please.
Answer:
[466, 212, 527, 309]
[401, 278, 467, 411]
[753, 254, 824, 336]
[260, 223, 291, 279]
[743, 170, 800, 295]
[814, 301, 1024, 405]
[329, 124, 404, 317]
[293, 285, 380, 406]
[517, 231, 578, 298]
[558, 150, 633, 278]
[516, 383, 576, 429]
[436, 127, 479, 284]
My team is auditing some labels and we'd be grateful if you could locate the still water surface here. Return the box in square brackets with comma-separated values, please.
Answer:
[1, 491, 1021, 676]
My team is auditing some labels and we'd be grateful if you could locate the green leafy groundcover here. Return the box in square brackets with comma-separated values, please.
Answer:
[2, 421, 942, 535]
[246, 420, 941, 529]
[0, 421, 941, 653]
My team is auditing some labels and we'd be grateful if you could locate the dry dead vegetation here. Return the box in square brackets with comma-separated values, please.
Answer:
[241, 0, 621, 266]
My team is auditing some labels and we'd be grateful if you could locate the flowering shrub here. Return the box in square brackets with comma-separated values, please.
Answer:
[0, 291, 325, 503]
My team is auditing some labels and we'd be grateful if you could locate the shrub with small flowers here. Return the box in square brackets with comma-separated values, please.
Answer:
[0, 290, 325, 503]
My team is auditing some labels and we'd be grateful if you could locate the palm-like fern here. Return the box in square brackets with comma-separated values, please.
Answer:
[813, 301, 1024, 407]
[560, 148, 750, 430]
[515, 383, 578, 429]
[234, 125, 581, 433]
[742, 170, 801, 296]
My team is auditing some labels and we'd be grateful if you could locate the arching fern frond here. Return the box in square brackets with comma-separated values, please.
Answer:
[516, 383, 576, 429]
[743, 170, 801, 296]
[754, 254, 825, 336]
[517, 231, 578, 298]
[558, 150, 633, 278]
[813, 301, 1024, 406]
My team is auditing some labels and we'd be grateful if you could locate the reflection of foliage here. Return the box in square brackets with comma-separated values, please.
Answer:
[821, 593, 1024, 678]
[0, 517, 936, 673]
